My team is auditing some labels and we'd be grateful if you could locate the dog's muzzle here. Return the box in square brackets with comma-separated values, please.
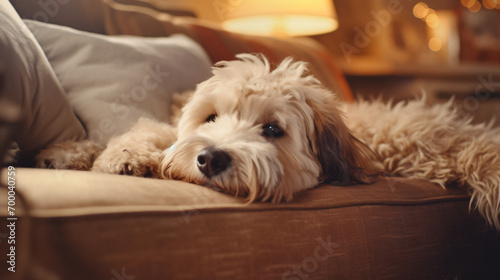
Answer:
[196, 147, 231, 178]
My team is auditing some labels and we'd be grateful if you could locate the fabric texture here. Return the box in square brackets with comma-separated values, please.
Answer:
[0, 168, 473, 213]
[100, 0, 355, 102]
[24, 20, 213, 144]
[1, 168, 499, 279]
[0, 0, 86, 160]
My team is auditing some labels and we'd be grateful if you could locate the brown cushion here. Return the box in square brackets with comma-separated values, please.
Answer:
[0, 168, 474, 213]
[1, 168, 499, 279]
[100, 0, 355, 102]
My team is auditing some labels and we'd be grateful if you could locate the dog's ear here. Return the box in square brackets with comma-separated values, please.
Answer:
[307, 90, 376, 185]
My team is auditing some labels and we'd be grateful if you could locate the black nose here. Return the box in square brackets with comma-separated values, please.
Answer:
[197, 147, 231, 178]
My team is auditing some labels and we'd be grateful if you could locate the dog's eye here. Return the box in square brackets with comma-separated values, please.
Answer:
[262, 124, 284, 138]
[205, 114, 217, 123]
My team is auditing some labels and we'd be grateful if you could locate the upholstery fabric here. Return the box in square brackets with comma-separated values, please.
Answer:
[1, 168, 499, 279]
[24, 20, 213, 144]
[0, 0, 86, 160]
[100, 0, 355, 102]
[2, 1, 500, 279]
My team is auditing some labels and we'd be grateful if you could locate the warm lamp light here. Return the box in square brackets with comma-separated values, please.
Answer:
[222, 0, 338, 36]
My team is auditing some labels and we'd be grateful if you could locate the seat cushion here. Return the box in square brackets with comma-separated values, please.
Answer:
[1, 168, 499, 279]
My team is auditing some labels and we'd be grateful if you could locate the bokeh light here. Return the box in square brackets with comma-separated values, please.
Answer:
[425, 11, 439, 28]
[429, 37, 442, 52]
[413, 2, 430, 18]
[461, 0, 477, 8]
[469, 1, 482, 12]
[483, 0, 497, 9]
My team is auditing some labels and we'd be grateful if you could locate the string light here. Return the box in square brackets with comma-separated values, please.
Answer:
[413, 3, 439, 28]
[414, 1, 499, 53]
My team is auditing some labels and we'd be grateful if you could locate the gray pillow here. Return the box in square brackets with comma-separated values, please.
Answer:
[24, 20, 213, 144]
[0, 2, 87, 161]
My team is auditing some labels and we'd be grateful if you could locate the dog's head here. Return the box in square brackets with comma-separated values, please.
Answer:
[160, 54, 375, 202]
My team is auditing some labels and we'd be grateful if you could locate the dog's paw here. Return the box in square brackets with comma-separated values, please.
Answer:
[92, 147, 161, 178]
[36, 140, 102, 170]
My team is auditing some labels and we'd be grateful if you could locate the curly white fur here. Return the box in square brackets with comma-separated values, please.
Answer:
[36, 54, 500, 229]
[346, 97, 500, 229]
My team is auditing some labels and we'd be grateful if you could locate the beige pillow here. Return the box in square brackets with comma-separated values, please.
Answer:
[25, 20, 213, 144]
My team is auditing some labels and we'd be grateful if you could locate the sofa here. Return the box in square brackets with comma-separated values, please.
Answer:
[1, 0, 499, 279]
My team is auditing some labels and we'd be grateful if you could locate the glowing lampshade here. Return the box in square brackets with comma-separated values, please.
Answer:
[222, 0, 338, 36]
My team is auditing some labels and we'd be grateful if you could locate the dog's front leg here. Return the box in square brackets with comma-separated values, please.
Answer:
[92, 118, 177, 178]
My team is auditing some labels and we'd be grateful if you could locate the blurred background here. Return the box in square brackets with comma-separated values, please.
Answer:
[10, 0, 500, 125]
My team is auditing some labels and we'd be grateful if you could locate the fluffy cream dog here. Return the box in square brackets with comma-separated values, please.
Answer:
[36, 54, 500, 229]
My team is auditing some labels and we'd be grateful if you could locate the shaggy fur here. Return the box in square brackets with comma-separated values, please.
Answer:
[346, 98, 500, 229]
[36, 54, 500, 229]
[36, 139, 102, 170]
